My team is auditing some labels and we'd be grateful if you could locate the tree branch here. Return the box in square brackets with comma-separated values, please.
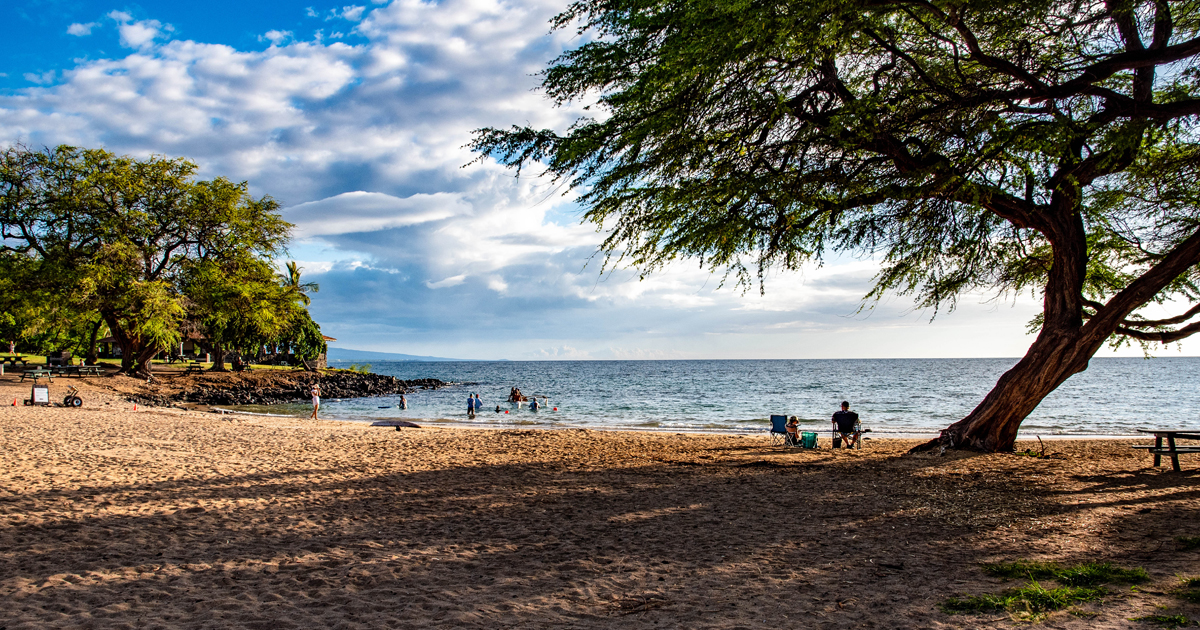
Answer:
[1115, 320, 1200, 343]
[1085, 227, 1200, 338]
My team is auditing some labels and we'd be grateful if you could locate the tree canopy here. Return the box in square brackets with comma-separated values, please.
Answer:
[0, 145, 323, 375]
[473, 0, 1200, 451]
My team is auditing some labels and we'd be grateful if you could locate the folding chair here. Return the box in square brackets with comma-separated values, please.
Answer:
[769, 415, 789, 445]
[797, 431, 818, 449]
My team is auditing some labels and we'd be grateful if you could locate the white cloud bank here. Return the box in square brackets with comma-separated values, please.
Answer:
[2, 0, 1190, 359]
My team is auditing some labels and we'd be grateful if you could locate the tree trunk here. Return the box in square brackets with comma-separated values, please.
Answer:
[210, 341, 227, 371]
[915, 205, 1095, 453]
[915, 326, 1108, 452]
[102, 311, 159, 377]
[85, 319, 103, 365]
[133, 346, 158, 378]
[914, 217, 1200, 453]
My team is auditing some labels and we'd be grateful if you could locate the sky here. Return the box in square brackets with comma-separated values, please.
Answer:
[2, 0, 1196, 361]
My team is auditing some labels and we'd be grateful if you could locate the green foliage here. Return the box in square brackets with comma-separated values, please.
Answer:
[473, 0, 1200, 355]
[983, 559, 1063, 581]
[346, 363, 372, 374]
[286, 310, 328, 360]
[183, 258, 294, 358]
[281, 261, 320, 306]
[1178, 536, 1200, 551]
[0, 144, 304, 374]
[1177, 576, 1200, 604]
[1130, 614, 1194, 628]
[983, 560, 1148, 587]
[941, 581, 1105, 616]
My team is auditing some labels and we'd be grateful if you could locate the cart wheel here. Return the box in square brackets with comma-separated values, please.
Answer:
[63, 396, 72, 406]
[70, 396, 83, 407]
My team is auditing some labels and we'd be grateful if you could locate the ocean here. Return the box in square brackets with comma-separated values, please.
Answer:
[230, 357, 1200, 437]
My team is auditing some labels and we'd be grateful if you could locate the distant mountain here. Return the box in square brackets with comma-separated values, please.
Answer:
[326, 347, 469, 362]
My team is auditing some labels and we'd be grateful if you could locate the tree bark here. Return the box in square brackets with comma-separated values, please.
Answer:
[915, 327, 1104, 452]
[102, 311, 159, 377]
[915, 221, 1200, 453]
[85, 319, 102, 365]
[209, 341, 227, 371]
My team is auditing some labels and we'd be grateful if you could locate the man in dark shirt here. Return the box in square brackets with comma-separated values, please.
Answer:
[831, 400, 861, 449]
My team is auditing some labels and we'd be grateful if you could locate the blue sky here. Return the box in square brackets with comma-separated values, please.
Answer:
[2, 0, 1194, 360]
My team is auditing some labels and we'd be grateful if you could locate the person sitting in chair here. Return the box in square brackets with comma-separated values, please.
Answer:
[785, 416, 800, 446]
[832, 401, 861, 449]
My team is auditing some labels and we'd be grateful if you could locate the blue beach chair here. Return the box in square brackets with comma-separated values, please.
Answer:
[769, 415, 789, 445]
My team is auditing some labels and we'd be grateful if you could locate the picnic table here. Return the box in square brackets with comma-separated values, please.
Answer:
[20, 368, 53, 382]
[54, 365, 105, 377]
[1134, 429, 1200, 472]
[75, 365, 104, 377]
[1, 355, 29, 367]
[183, 362, 205, 375]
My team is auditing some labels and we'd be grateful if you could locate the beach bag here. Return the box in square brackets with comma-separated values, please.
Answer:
[798, 431, 817, 449]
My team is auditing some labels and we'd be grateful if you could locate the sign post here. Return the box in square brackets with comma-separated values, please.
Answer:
[30, 384, 50, 406]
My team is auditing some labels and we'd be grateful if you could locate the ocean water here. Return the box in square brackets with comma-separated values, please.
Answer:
[236, 357, 1200, 437]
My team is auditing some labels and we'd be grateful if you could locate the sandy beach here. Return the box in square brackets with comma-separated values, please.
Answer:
[1, 375, 1197, 629]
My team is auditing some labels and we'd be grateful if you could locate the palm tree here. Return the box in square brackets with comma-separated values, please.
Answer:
[281, 261, 319, 306]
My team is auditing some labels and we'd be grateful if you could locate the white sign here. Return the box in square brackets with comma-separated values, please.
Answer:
[31, 386, 49, 405]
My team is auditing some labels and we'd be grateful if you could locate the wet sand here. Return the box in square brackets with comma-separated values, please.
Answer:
[1, 375, 1197, 628]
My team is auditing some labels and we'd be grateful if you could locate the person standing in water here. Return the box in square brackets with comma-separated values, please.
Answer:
[310, 384, 321, 420]
[467, 393, 476, 419]
[399, 393, 408, 410]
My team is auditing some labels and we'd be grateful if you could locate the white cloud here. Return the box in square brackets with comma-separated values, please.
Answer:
[108, 11, 172, 50]
[329, 5, 366, 21]
[284, 191, 466, 237]
[23, 70, 56, 85]
[536, 346, 592, 359]
[261, 30, 293, 46]
[67, 22, 100, 36]
[426, 274, 466, 289]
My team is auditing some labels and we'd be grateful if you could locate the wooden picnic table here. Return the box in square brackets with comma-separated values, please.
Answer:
[54, 365, 105, 377]
[20, 368, 53, 382]
[1134, 429, 1200, 472]
[1, 356, 29, 367]
[183, 362, 206, 375]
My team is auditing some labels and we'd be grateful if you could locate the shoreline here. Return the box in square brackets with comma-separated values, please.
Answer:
[209, 405, 1153, 440]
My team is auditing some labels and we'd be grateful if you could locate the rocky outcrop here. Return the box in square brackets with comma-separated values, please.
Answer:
[125, 371, 446, 406]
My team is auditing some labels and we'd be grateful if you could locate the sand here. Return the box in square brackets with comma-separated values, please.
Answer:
[0, 374, 1197, 629]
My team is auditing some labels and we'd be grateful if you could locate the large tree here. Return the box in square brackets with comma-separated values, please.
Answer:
[473, 0, 1200, 451]
[0, 145, 291, 376]
[182, 256, 324, 371]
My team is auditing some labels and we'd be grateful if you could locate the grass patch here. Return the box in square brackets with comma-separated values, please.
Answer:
[1131, 614, 1193, 628]
[1177, 577, 1200, 604]
[1179, 536, 1200, 551]
[983, 559, 1062, 580]
[941, 581, 1105, 616]
[982, 560, 1148, 586]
